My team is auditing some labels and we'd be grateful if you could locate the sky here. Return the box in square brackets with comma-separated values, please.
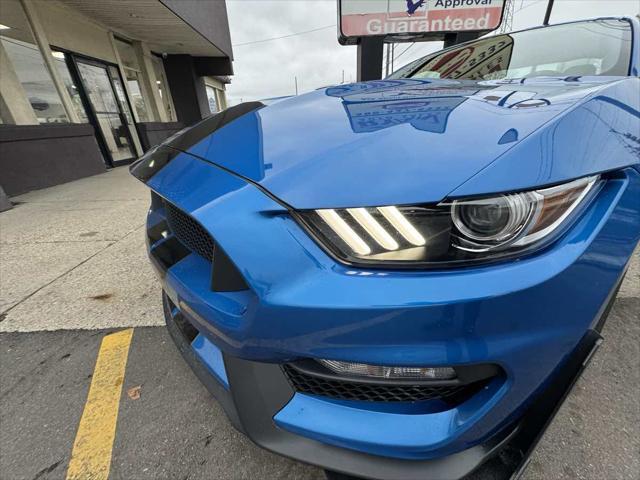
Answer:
[225, 0, 640, 105]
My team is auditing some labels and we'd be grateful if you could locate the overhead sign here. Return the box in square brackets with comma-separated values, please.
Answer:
[338, 0, 506, 44]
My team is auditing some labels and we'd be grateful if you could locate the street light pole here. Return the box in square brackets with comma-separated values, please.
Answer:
[390, 43, 395, 73]
[385, 43, 391, 77]
[356, 36, 384, 81]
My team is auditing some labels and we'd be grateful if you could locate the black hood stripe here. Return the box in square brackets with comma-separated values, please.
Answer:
[130, 101, 265, 183]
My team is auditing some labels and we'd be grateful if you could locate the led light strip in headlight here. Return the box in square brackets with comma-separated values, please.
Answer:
[316, 209, 372, 255]
[377, 206, 426, 246]
[346, 208, 399, 250]
[296, 175, 601, 267]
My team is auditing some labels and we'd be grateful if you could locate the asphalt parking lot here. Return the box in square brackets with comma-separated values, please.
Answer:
[1, 167, 638, 480]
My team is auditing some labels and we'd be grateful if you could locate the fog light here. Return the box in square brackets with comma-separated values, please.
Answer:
[318, 360, 456, 380]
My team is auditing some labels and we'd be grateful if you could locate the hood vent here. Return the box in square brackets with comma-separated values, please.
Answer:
[163, 200, 248, 292]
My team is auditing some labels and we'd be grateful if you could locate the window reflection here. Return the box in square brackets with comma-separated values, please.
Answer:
[206, 85, 219, 114]
[152, 55, 175, 121]
[108, 66, 135, 125]
[50, 51, 88, 122]
[114, 38, 150, 122]
[0, 0, 68, 124]
[124, 70, 150, 122]
[392, 19, 632, 81]
[76, 61, 136, 162]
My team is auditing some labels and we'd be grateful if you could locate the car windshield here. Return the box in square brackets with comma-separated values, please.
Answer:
[389, 19, 632, 81]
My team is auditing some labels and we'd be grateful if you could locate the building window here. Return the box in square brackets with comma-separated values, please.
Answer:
[108, 66, 135, 125]
[0, 0, 68, 124]
[124, 69, 150, 122]
[151, 55, 176, 121]
[206, 85, 219, 115]
[50, 51, 89, 123]
[114, 38, 150, 122]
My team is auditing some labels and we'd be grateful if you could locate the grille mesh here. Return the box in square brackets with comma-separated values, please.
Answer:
[282, 365, 468, 403]
[164, 202, 214, 261]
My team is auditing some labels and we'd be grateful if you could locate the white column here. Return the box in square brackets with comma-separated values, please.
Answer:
[0, 40, 39, 124]
[20, 0, 81, 123]
[218, 86, 228, 110]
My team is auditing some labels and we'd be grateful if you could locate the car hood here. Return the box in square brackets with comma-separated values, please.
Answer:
[186, 77, 624, 209]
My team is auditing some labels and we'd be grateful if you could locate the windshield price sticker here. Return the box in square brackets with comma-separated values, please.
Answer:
[413, 36, 513, 79]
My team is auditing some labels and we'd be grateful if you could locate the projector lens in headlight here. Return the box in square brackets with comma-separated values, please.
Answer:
[318, 359, 456, 380]
[294, 175, 600, 267]
[451, 192, 536, 244]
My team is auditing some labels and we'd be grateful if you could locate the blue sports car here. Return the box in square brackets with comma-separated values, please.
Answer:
[132, 17, 639, 480]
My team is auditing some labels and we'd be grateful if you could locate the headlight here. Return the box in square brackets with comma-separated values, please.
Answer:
[295, 175, 600, 267]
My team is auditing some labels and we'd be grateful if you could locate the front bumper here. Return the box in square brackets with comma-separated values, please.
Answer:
[162, 289, 611, 480]
[163, 291, 521, 480]
[141, 151, 640, 479]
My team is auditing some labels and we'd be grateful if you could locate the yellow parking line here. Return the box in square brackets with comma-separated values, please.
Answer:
[66, 329, 134, 480]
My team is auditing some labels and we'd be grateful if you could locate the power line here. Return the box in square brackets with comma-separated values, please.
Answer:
[233, 24, 335, 47]
[487, 0, 545, 36]
[500, 0, 515, 33]
[394, 43, 415, 62]
[515, 0, 545, 14]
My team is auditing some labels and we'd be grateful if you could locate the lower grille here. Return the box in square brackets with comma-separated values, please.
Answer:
[164, 201, 214, 261]
[282, 364, 474, 403]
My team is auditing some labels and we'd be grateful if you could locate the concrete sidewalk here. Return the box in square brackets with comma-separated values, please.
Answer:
[0, 168, 638, 480]
[0, 167, 163, 331]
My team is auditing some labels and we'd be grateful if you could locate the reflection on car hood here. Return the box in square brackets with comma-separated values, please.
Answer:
[186, 77, 626, 209]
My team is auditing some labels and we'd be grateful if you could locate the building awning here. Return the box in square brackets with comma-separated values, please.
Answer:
[55, 0, 232, 59]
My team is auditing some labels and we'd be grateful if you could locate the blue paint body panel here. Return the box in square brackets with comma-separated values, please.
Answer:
[135, 16, 640, 469]
[452, 78, 640, 197]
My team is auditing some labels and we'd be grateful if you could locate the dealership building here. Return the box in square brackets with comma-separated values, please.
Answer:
[0, 0, 234, 205]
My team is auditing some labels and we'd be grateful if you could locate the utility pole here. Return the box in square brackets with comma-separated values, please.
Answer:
[294, 76, 298, 95]
[341, 69, 345, 84]
[500, 0, 514, 33]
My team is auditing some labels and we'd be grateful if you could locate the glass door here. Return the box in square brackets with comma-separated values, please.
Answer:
[75, 59, 136, 165]
[108, 65, 142, 155]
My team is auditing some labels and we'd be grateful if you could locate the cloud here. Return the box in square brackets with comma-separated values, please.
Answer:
[226, 0, 355, 103]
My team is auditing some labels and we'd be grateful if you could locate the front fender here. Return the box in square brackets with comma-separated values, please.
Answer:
[451, 77, 640, 197]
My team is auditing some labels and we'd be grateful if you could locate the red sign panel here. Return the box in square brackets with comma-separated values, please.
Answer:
[339, 0, 505, 44]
